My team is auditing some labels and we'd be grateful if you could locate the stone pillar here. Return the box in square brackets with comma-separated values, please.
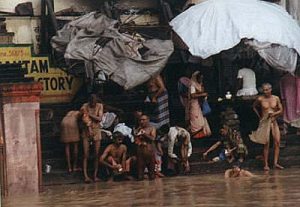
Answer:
[0, 82, 43, 196]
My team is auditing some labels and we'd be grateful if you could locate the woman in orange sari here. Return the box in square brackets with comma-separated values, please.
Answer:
[187, 71, 211, 138]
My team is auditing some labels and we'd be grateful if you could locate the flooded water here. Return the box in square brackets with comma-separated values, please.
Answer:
[3, 168, 300, 207]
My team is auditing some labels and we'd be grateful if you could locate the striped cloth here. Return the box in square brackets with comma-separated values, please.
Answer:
[153, 91, 170, 128]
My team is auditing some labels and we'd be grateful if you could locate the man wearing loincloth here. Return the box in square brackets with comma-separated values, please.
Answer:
[251, 83, 283, 171]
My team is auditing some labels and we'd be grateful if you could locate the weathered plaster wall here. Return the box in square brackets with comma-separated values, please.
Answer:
[4, 103, 40, 195]
[0, 0, 102, 15]
[0, 0, 40, 15]
[0, 0, 158, 15]
[54, 0, 102, 14]
[5, 17, 40, 54]
[0, 82, 43, 196]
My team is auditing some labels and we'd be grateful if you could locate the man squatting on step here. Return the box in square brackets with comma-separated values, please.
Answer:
[99, 132, 132, 177]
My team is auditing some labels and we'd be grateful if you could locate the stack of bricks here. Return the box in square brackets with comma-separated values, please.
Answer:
[0, 19, 14, 44]
[220, 107, 240, 131]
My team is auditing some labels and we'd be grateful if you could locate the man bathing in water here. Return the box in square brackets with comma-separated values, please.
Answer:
[224, 163, 255, 178]
[100, 132, 130, 177]
[251, 83, 284, 171]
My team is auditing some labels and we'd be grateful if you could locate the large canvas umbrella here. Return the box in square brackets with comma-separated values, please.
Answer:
[170, 0, 300, 73]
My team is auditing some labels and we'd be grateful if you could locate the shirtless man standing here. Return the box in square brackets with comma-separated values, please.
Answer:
[252, 83, 283, 171]
[81, 94, 103, 183]
[134, 114, 157, 180]
[99, 132, 127, 175]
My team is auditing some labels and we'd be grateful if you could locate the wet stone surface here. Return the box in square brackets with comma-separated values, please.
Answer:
[3, 167, 300, 206]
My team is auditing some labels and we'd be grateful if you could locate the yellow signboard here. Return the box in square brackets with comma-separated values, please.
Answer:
[0, 46, 82, 103]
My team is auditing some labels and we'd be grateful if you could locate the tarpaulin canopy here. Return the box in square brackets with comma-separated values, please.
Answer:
[51, 12, 174, 90]
[170, 0, 300, 73]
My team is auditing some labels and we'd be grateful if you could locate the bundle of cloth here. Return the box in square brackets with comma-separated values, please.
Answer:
[51, 12, 174, 90]
[280, 74, 300, 128]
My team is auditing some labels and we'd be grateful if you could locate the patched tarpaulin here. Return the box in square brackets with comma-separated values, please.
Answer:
[51, 12, 174, 90]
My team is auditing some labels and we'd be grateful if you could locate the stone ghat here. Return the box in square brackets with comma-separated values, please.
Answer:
[42, 133, 300, 186]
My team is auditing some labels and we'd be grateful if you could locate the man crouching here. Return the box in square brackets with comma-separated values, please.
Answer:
[100, 132, 130, 180]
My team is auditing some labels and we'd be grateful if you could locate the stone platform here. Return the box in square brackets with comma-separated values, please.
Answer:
[42, 133, 300, 186]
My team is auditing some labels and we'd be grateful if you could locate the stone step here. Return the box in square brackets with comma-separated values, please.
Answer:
[42, 149, 65, 159]
[43, 170, 83, 186]
[43, 145, 300, 173]
[42, 154, 300, 186]
[41, 138, 300, 160]
[286, 134, 300, 145]
[188, 144, 300, 161]
[42, 157, 95, 171]
[189, 155, 300, 175]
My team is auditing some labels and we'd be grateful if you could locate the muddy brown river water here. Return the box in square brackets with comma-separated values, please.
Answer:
[3, 168, 300, 206]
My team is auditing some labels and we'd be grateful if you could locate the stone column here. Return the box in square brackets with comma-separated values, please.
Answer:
[0, 82, 43, 196]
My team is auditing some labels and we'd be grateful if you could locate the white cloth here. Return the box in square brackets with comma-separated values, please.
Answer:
[113, 123, 134, 143]
[291, 118, 300, 128]
[170, 0, 300, 62]
[168, 126, 192, 159]
[190, 85, 196, 94]
[236, 68, 258, 97]
[245, 39, 298, 74]
[100, 112, 117, 129]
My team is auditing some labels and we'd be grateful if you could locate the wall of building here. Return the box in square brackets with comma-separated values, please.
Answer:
[0, 0, 40, 14]
[0, 0, 159, 15]
[0, 45, 82, 104]
[0, 0, 102, 16]
[0, 82, 43, 196]
[5, 17, 40, 54]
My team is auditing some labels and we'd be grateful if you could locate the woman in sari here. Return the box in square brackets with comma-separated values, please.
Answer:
[187, 71, 211, 138]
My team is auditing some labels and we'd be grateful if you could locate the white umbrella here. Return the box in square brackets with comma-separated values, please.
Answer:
[170, 0, 300, 60]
